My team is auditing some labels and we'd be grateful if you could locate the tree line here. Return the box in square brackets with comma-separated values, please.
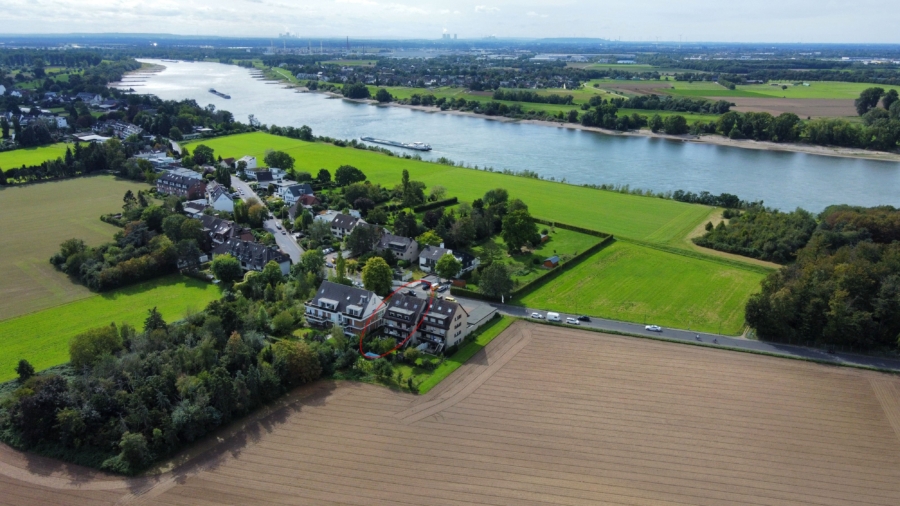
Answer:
[693, 207, 818, 263]
[746, 205, 900, 351]
[492, 89, 574, 105]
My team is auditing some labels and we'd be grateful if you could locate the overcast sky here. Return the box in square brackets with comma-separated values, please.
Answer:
[2, 0, 897, 43]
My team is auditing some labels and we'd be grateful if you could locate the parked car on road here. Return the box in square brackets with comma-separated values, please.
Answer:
[577, 315, 591, 322]
[437, 285, 449, 292]
[530, 312, 544, 319]
[445, 296, 456, 302]
[547, 312, 561, 322]
[645, 325, 662, 332]
[325, 262, 334, 268]
[405, 289, 417, 296]
[566, 317, 579, 325]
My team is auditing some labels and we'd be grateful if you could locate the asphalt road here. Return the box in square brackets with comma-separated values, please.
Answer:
[459, 298, 900, 372]
[230, 176, 303, 263]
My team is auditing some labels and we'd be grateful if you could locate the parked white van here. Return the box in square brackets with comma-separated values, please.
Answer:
[547, 312, 561, 322]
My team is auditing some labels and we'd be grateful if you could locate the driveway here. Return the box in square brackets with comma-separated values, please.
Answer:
[230, 175, 303, 264]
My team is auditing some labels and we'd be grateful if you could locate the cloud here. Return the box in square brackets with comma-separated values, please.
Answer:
[526, 11, 548, 18]
[474, 5, 499, 13]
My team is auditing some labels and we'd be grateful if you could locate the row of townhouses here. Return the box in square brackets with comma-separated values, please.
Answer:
[304, 281, 470, 354]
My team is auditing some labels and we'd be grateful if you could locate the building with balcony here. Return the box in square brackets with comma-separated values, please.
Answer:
[382, 294, 428, 345]
[305, 281, 384, 336]
[417, 299, 469, 355]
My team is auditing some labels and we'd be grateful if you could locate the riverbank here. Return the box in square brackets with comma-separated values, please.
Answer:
[309, 88, 900, 163]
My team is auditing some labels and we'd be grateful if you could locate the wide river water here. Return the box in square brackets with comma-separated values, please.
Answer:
[119, 59, 900, 212]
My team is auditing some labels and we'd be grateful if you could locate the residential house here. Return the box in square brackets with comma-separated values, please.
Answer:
[255, 170, 275, 186]
[75, 92, 102, 105]
[419, 245, 480, 276]
[282, 183, 314, 206]
[315, 209, 339, 224]
[304, 281, 385, 336]
[382, 294, 428, 343]
[330, 213, 363, 239]
[199, 215, 253, 245]
[182, 200, 208, 219]
[220, 157, 235, 168]
[417, 298, 469, 354]
[156, 172, 207, 199]
[212, 238, 291, 275]
[206, 182, 235, 213]
[377, 233, 419, 263]
[237, 155, 257, 171]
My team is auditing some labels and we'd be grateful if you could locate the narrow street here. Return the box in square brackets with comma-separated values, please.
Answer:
[230, 175, 303, 263]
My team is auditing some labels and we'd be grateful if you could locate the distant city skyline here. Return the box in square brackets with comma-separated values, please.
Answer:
[1, 0, 897, 44]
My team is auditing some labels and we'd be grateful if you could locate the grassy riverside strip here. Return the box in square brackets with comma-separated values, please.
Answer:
[0, 275, 222, 383]
[526, 319, 900, 374]
[186, 133, 715, 245]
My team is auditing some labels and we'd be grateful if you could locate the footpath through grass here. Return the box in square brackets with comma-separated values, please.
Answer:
[0, 143, 70, 168]
[0, 275, 222, 382]
[518, 241, 765, 335]
[393, 316, 514, 394]
[188, 133, 712, 244]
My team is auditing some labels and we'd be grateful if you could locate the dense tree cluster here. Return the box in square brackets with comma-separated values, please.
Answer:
[0, 306, 322, 474]
[746, 206, 900, 351]
[492, 89, 574, 105]
[49, 196, 205, 291]
[693, 207, 818, 263]
[1, 138, 131, 186]
[618, 95, 731, 114]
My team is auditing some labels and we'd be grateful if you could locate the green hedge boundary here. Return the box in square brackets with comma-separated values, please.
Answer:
[451, 219, 615, 302]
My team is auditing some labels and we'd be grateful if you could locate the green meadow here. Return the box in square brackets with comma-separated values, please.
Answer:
[0, 276, 222, 382]
[0, 143, 71, 169]
[519, 241, 765, 335]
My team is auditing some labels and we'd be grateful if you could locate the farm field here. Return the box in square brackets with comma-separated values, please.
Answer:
[0, 275, 221, 383]
[187, 133, 714, 244]
[0, 143, 70, 168]
[5, 321, 900, 505]
[0, 175, 153, 320]
[518, 241, 766, 334]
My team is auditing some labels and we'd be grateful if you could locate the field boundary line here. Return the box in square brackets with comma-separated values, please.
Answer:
[870, 379, 900, 443]
[396, 323, 532, 424]
[528, 319, 900, 374]
[619, 237, 774, 274]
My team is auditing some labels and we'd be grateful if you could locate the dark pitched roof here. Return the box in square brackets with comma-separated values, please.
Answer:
[424, 298, 467, 330]
[420, 245, 451, 262]
[309, 281, 379, 315]
[208, 183, 231, 202]
[212, 238, 288, 270]
[255, 171, 274, 183]
[331, 213, 361, 231]
[385, 294, 427, 321]
[378, 232, 415, 253]
[158, 172, 205, 187]
[287, 183, 314, 197]
[199, 214, 238, 236]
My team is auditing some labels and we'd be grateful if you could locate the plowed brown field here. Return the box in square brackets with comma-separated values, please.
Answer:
[3, 322, 900, 505]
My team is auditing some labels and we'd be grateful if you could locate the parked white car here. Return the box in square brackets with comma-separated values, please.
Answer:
[645, 325, 663, 332]
[530, 312, 544, 319]
[565, 317, 579, 325]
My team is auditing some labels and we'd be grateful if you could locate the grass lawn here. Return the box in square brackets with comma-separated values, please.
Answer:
[467, 229, 603, 289]
[0, 175, 152, 320]
[733, 81, 900, 100]
[0, 275, 221, 382]
[518, 241, 765, 335]
[0, 143, 70, 168]
[187, 133, 713, 244]
[392, 316, 514, 394]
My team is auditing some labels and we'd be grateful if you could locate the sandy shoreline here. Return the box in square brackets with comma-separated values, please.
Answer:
[283, 86, 900, 163]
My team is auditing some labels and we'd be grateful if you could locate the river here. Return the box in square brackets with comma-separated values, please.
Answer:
[117, 59, 900, 212]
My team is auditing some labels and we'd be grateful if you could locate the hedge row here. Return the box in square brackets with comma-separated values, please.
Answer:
[533, 218, 610, 239]
[413, 197, 458, 213]
[511, 235, 615, 298]
[450, 234, 616, 302]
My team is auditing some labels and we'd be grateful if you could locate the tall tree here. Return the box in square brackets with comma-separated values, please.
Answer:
[362, 256, 393, 296]
[435, 253, 462, 281]
[479, 263, 513, 299]
[855, 87, 885, 116]
[501, 209, 538, 253]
